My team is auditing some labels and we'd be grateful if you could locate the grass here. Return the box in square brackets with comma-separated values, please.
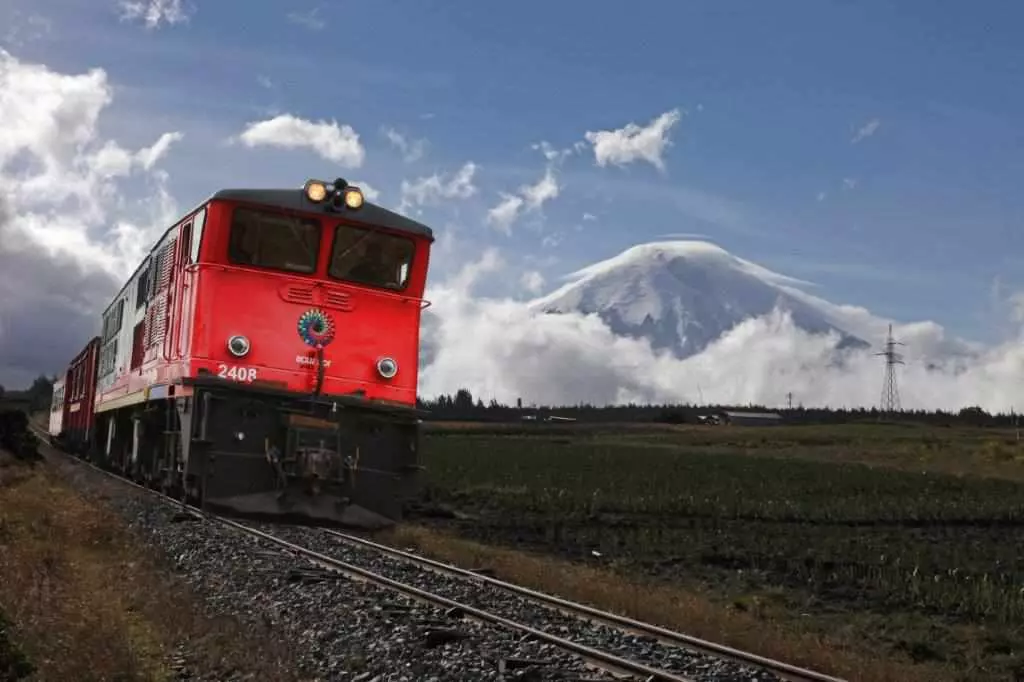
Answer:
[385, 525, 953, 682]
[0, 449, 301, 682]
[411, 421, 1024, 682]
[426, 421, 1024, 482]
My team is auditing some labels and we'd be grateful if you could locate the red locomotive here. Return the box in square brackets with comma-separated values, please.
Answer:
[48, 178, 434, 528]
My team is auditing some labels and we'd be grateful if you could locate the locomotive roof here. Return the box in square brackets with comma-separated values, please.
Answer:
[211, 188, 434, 239]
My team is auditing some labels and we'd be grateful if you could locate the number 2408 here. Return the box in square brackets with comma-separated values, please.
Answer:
[217, 364, 257, 382]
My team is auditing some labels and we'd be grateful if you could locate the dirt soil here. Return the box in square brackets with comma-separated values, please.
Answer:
[0, 448, 305, 682]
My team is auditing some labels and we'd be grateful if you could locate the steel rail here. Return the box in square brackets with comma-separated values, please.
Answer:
[319, 528, 846, 682]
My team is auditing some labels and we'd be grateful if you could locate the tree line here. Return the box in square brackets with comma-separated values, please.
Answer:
[3, 375, 1018, 428]
[418, 388, 1021, 428]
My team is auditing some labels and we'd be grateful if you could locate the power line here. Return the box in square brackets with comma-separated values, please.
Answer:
[876, 323, 904, 415]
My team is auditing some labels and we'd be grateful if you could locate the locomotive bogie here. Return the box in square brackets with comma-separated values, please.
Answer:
[172, 383, 422, 528]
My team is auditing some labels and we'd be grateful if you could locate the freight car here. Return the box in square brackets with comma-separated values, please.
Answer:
[48, 178, 434, 529]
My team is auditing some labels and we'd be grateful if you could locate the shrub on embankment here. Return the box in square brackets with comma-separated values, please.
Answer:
[0, 610, 34, 681]
[0, 411, 41, 463]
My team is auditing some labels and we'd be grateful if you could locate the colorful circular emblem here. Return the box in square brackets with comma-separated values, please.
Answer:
[297, 308, 336, 349]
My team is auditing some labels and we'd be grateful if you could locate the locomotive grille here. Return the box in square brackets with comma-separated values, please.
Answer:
[280, 284, 315, 304]
[322, 289, 354, 311]
[277, 284, 354, 311]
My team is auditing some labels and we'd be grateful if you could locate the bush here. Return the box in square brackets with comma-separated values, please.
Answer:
[0, 610, 34, 680]
[0, 411, 41, 463]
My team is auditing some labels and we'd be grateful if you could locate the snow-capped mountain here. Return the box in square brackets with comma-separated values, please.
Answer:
[528, 241, 956, 361]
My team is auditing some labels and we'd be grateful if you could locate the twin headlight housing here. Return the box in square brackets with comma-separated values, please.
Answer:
[303, 178, 364, 211]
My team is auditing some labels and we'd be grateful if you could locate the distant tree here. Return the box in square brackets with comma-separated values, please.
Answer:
[454, 388, 474, 411]
[25, 374, 54, 412]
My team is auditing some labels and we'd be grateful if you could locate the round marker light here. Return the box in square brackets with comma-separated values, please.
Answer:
[227, 335, 251, 358]
[344, 188, 364, 209]
[304, 180, 328, 202]
[376, 356, 398, 379]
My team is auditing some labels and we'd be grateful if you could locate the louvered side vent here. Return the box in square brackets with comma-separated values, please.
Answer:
[147, 296, 167, 348]
[144, 306, 155, 348]
[159, 239, 176, 289]
[279, 284, 315, 304]
[322, 289, 354, 312]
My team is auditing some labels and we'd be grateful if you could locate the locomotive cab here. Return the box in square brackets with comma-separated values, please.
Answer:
[192, 186, 430, 405]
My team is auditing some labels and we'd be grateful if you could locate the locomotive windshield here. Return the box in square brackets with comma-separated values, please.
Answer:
[328, 224, 414, 290]
[228, 208, 320, 274]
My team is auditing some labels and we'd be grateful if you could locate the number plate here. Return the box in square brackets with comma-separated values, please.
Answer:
[217, 364, 257, 382]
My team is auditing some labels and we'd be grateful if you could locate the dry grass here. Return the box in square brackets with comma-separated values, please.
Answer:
[0, 450, 301, 682]
[383, 524, 953, 682]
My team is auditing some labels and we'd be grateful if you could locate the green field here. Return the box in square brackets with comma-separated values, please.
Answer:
[417, 422, 1024, 681]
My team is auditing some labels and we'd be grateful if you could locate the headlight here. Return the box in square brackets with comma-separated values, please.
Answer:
[343, 187, 364, 209]
[304, 180, 327, 202]
[376, 356, 398, 379]
[227, 335, 251, 357]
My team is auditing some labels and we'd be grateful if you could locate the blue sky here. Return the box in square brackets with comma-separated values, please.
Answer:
[5, 0, 1024, 344]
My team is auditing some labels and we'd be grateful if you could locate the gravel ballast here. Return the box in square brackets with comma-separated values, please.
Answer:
[53, 457, 629, 681]
[259, 524, 786, 682]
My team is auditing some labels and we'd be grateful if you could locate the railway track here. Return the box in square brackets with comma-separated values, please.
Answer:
[27, 422, 845, 682]
[301, 528, 846, 682]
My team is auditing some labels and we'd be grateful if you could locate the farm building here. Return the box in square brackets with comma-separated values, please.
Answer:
[718, 410, 783, 426]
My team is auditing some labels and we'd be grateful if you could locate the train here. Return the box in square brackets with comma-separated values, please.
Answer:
[47, 178, 435, 529]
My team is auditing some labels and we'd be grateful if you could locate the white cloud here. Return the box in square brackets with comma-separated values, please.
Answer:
[0, 49, 182, 386]
[842, 177, 858, 190]
[540, 232, 563, 249]
[520, 270, 545, 295]
[816, 191, 827, 202]
[419, 251, 1024, 412]
[522, 166, 559, 210]
[4, 12, 52, 47]
[851, 117, 881, 144]
[0, 49, 181, 269]
[135, 131, 185, 170]
[486, 194, 524, 235]
[582, 212, 597, 222]
[234, 114, 365, 167]
[397, 162, 477, 214]
[118, 0, 192, 29]
[531, 140, 584, 164]
[350, 180, 380, 202]
[287, 7, 325, 30]
[381, 126, 426, 163]
[656, 232, 710, 241]
[584, 108, 682, 171]
[257, 75, 273, 89]
[485, 166, 561, 235]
